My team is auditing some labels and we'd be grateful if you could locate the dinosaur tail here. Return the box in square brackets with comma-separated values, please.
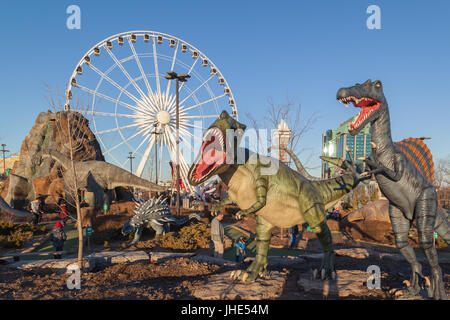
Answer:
[268, 146, 321, 180]
[166, 213, 201, 226]
[165, 216, 189, 225]
[311, 173, 358, 208]
[41, 149, 70, 170]
[435, 207, 450, 245]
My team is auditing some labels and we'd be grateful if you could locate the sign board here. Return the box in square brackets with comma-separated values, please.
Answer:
[86, 225, 93, 237]
[103, 204, 108, 211]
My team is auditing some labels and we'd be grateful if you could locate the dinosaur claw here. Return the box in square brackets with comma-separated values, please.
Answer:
[371, 142, 377, 149]
[241, 272, 249, 282]
[403, 280, 411, 288]
[230, 271, 235, 279]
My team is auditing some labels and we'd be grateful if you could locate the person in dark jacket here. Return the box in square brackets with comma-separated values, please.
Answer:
[210, 212, 225, 258]
[289, 224, 299, 249]
[49, 222, 67, 259]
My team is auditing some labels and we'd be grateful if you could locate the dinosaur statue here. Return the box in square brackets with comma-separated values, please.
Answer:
[121, 196, 201, 244]
[187, 111, 366, 282]
[42, 150, 167, 210]
[336, 79, 450, 300]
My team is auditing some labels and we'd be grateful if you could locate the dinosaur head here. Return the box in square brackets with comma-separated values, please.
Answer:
[336, 79, 387, 136]
[188, 110, 246, 185]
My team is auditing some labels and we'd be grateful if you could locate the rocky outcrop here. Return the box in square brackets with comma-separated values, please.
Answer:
[192, 270, 287, 300]
[337, 199, 393, 242]
[1, 111, 104, 210]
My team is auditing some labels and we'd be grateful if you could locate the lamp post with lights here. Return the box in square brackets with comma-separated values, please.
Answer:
[164, 71, 190, 216]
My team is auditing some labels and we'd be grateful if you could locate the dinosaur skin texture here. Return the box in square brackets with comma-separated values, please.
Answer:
[42, 150, 167, 210]
[188, 111, 365, 282]
[122, 197, 201, 244]
[337, 80, 450, 300]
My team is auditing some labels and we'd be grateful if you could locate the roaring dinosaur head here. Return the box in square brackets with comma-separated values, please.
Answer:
[188, 110, 246, 185]
[336, 79, 387, 136]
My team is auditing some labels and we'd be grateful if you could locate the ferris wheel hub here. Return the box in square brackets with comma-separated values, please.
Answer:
[156, 110, 171, 125]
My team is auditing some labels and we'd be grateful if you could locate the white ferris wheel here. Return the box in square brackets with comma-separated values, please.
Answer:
[65, 31, 238, 191]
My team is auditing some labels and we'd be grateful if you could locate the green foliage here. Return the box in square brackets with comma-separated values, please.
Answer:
[0, 222, 47, 248]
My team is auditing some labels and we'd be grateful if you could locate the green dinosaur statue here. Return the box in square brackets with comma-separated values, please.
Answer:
[188, 111, 365, 282]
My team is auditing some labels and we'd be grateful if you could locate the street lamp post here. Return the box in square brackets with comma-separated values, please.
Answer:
[1, 144, 9, 175]
[152, 123, 163, 186]
[128, 152, 135, 173]
[164, 71, 190, 216]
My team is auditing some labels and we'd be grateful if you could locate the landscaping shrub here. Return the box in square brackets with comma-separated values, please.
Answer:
[0, 222, 47, 248]
[135, 223, 211, 251]
[159, 223, 210, 251]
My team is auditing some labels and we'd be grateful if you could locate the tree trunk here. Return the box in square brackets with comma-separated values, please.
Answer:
[67, 111, 83, 269]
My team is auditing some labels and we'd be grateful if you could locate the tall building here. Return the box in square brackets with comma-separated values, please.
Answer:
[321, 116, 372, 178]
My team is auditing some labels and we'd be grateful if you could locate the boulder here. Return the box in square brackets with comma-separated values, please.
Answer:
[297, 269, 383, 298]
[192, 270, 287, 300]
[346, 199, 390, 223]
[339, 199, 393, 243]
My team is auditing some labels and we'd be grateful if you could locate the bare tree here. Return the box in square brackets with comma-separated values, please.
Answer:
[246, 95, 320, 170]
[435, 156, 450, 189]
[46, 88, 90, 269]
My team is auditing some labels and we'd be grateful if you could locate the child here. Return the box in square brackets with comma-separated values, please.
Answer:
[49, 222, 67, 259]
[235, 236, 247, 263]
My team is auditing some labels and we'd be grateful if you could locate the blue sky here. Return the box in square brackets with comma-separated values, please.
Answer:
[0, 0, 449, 178]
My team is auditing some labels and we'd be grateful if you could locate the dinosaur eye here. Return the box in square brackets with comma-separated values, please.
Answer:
[375, 81, 382, 88]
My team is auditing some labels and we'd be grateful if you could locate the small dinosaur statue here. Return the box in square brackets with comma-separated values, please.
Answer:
[42, 150, 167, 209]
[188, 111, 365, 282]
[337, 79, 450, 300]
[121, 196, 201, 244]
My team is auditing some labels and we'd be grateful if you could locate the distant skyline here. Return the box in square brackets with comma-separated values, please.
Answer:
[1, 0, 449, 179]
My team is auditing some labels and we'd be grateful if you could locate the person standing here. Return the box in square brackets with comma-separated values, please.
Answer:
[49, 222, 67, 259]
[30, 197, 43, 225]
[289, 224, 299, 249]
[58, 198, 69, 225]
[235, 236, 247, 263]
[211, 212, 225, 258]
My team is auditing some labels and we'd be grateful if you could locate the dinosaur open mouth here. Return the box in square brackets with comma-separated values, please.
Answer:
[189, 127, 226, 184]
[338, 96, 381, 131]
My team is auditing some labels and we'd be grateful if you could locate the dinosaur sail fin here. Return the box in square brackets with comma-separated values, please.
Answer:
[394, 138, 434, 184]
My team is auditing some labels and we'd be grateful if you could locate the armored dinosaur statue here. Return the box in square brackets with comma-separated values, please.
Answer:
[42, 150, 167, 209]
[187, 111, 366, 282]
[121, 196, 201, 244]
[337, 79, 450, 300]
